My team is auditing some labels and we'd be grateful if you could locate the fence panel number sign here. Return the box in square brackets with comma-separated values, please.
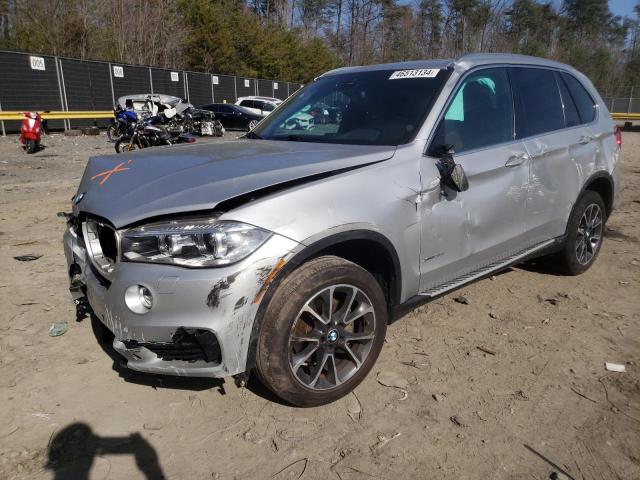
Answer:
[29, 56, 46, 71]
[244, 79, 250, 88]
[212, 76, 219, 85]
[171, 71, 179, 82]
[274, 82, 278, 90]
[113, 66, 124, 78]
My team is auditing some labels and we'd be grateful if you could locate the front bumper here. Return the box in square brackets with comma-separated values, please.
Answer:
[64, 227, 298, 378]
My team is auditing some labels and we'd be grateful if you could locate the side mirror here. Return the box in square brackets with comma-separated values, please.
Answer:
[449, 163, 469, 192]
[435, 145, 469, 193]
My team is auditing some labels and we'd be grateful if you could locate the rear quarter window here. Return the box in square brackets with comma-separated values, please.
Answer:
[510, 67, 564, 138]
[561, 73, 596, 124]
[556, 73, 581, 127]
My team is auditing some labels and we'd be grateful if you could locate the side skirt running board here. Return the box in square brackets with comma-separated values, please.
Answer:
[419, 239, 557, 298]
[391, 238, 561, 322]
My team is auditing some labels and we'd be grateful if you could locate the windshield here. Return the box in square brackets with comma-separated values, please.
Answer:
[254, 68, 451, 145]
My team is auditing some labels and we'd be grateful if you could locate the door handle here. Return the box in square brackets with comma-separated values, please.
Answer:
[578, 134, 593, 144]
[505, 153, 529, 168]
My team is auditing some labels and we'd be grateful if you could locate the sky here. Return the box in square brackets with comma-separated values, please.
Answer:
[548, 0, 638, 18]
[608, 0, 637, 18]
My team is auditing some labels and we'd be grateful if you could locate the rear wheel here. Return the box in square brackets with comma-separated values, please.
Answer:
[559, 191, 605, 275]
[256, 256, 387, 407]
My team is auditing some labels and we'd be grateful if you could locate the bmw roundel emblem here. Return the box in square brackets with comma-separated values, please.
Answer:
[74, 192, 85, 205]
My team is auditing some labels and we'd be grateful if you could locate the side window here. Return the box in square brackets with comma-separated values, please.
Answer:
[240, 100, 253, 108]
[263, 103, 275, 112]
[254, 101, 265, 110]
[432, 67, 513, 153]
[510, 67, 564, 137]
[561, 73, 596, 124]
[556, 72, 581, 128]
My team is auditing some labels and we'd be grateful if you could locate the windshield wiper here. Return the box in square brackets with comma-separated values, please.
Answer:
[268, 134, 316, 142]
[244, 131, 262, 139]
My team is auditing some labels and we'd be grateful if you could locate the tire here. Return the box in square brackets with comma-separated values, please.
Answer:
[255, 255, 387, 407]
[26, 139, 38, 154]
[559, 191, 606, 275]
[107, 123, 124, 142]
[247, 120, 258, 131]
[114, 137, 139, 154]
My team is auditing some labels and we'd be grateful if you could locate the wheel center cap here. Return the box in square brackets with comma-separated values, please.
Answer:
[327, 329, 339, 343]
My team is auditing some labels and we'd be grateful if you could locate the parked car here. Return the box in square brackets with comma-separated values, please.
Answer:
[64, 54, 620, 407]
[201, 103, 262, 131]
[283, 112, 314, 130]
[235, 96, 282, 117]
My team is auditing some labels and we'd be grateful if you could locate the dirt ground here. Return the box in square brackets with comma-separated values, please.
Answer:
[0, 129, 638, 480]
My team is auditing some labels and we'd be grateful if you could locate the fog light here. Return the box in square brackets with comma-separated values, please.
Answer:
[125, 285, 153, 314]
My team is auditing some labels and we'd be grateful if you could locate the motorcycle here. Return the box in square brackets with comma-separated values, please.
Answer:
[159, 103, 224, 137]
[107, 105, 139, 143]
[114, 116, 196, 153]
[20, 111, 43, 154]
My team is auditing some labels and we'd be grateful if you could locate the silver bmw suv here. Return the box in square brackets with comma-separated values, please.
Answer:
[64, 54, 620, 406]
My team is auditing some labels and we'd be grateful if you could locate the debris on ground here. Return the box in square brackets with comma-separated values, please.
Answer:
[604, 362, 626, 373]
[512, 390, 529, 401]
[376, 371, 409, 389]
[345, 392, 362, 422]
[48, 322, 68, 337]
[13, 254, 42, 262]
[477, 346, 497, 356]
[450, 415, 468, 427]
[371, 432, 401, 453]
[454, 295, 471, 305]
[432, 393, 446, 402]
[377, 371, 409, 400]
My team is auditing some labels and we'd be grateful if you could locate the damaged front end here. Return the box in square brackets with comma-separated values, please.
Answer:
[63, 212, 299, 378]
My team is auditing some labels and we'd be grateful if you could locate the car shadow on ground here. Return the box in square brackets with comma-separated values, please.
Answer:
[46, 422, 166, 480]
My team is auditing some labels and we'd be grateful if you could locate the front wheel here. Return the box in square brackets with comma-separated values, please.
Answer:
[559, 191, 606, 275]
[255, 256, 387, 407]
[114, 137, 140, 153]
[107, 123, 122, 143]
[247, 120, 258, 131]
[26, 139, 38, 154]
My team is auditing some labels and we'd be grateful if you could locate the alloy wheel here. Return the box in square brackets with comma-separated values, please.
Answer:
[288, 284, 376, 391]
[575, 203, 603, 265]
[248, 120, 258, 130]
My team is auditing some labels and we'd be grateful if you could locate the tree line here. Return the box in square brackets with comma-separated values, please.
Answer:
[0, 0, 638, 94]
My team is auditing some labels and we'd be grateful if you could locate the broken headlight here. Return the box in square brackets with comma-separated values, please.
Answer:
[120, 218, 271, 267]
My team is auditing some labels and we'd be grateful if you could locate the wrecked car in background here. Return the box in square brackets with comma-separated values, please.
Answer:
[64, 53, 619, 406]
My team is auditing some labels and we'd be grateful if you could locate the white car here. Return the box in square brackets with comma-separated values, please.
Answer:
[235, 96, 282, 117]
[283, 112, 314, 130]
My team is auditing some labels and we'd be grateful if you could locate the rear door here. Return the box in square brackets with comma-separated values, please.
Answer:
[419, 67, 530, 293]
[510, 67, 597, 243]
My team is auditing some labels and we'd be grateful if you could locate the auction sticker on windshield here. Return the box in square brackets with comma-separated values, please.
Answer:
[389, 69, 439, 79]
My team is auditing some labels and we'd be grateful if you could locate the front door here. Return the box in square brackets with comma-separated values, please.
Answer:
[419, 67, 530, 293]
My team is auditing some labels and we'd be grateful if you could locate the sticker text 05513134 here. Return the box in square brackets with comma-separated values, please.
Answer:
[389, 69, 440, 80]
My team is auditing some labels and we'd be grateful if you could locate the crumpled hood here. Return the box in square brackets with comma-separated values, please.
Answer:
[73, 139, 395, 228]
